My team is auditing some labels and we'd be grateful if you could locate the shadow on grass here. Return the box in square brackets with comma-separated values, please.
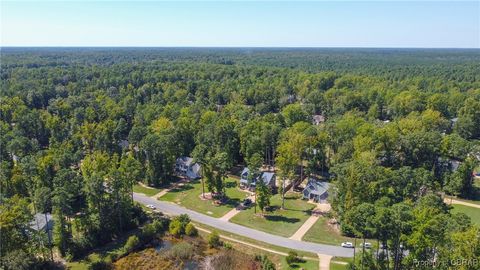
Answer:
[264, 215, 301, 223]
[225, 181, 237, 188]
[169, 184, 195, 193]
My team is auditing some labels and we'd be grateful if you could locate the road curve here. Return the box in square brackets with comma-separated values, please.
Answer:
[133, 192, 354, 257]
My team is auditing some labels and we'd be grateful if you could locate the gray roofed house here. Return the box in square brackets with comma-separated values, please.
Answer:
[312, 114, 326, 125]
[30, 213, 54, 232]
[240, 167, 276, 190]
[303, 179, 330, 203]
[175, 156, 201, 179]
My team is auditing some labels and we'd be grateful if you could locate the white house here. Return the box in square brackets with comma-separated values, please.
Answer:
[175, 156, 201, 179]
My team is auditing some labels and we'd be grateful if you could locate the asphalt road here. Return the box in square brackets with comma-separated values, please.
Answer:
[133, 192, 354, 257]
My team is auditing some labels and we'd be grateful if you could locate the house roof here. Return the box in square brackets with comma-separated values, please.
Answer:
[260, 172, 275, 185]
[241, 167, 249, 177]
[312, 115, 325, 124]
[240, 167, 274, 185]
[177, 156, 194, 166]
[305, 179, 329, 196]
[30, 213, 53, 231]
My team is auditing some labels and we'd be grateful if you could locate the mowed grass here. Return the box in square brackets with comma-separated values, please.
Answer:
[451, 204, 480, 224]
[133, 184, 163, 197]
[330, 257, 353, 270]
[302, 216, 354, 245]
[230, 193, 315, 237]
[159, 178, 250, 218]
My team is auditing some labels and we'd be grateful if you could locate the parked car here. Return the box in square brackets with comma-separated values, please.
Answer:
[146, 204, 156, 210]
[237, 198, 252, 210]
[242, 198, 252, 206]
[341, 242, 354, 248]
[360, 242, 372, 249]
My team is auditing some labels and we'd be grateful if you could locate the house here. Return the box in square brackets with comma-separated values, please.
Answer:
[240, 167, 276, 190]
[30, 213, 54, 232]
[303, 179, 329, 203]
[438, 157, 461, 172]
[175, 156, 201, 179]
[312, 114, 325, 125]
[118, 139, 129, 149]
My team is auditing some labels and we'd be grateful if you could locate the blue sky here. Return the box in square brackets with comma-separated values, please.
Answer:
[1, 1, 479, 48]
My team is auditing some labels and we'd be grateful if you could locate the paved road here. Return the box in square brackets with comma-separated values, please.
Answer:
[134, 192, 354, 257]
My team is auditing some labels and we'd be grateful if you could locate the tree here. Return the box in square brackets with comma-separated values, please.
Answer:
[248, 152, 263, 213]
[345, 203, 377, 269]
[455, 98, 480, 139]
[0, 195, 38, 259]
[256, 179, 271, 214]
[276, 129, 306, 209]
[192, 143, 210, 198]
[281, 104, 308, 127]
[444, 157, 477, 198]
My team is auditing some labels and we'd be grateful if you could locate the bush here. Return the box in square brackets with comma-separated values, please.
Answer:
[285, 251, 298, 266]
[185, 223, 197, 236]
[169, 219, 183, 237]
[88, 260, 113, 270]
[208, 230, 221, 248]
[163, 242, 195, 260]
[223, 242, 232, 250]
[255, 255, 276, 270]
[169, 215, 191, 236]
[123, 235, 140, 253]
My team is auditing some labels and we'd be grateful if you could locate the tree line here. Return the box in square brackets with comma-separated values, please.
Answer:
[1, 48, 479, 269]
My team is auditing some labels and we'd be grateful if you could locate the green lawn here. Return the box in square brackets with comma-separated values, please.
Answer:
[279, 257, 318, 270]
[330, 257, 353, 270]
[230, 193, 315, 237]
[159, 178, 250, 218]
[302, 216, 354, 245]
[451, 204, 480, 224]
[133, 184, 163, 197]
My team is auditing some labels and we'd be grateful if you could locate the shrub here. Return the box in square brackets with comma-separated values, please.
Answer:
[169, 219, 183, 237]
[255, 255, 276, 270]
[163, 242, 195, 260]
[208, 230, 221, 248]
[185, 223, 197, 236]
[88, 260, 113, 270]
[123, 235, 140, 253]
[285, 251, 298, 266]
[169, 215, 191, 236]
[139, 223, 156, 242]
[223, 242, 232, 250]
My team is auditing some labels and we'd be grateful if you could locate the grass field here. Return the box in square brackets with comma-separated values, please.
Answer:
[230, 193, 315, 237]
[159, 178, 250, 218]
[302, 216, 354, 245]
[133, 184, 163, 197]
[330, 257, 353, 270]
[451, 204, 480, 224]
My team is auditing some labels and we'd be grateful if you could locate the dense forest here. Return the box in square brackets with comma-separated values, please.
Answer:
[1, 48, 479, 270]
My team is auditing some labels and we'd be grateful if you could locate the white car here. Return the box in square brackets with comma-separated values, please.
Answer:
[360, 242, 372, 249]
[146, 204, 156, 210]
[341, 242, 354, 248]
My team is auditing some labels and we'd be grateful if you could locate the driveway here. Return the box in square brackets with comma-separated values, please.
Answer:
[134, 192, 354, 257]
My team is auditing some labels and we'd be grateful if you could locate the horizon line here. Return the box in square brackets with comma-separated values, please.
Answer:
[2, 46, 479, 50]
